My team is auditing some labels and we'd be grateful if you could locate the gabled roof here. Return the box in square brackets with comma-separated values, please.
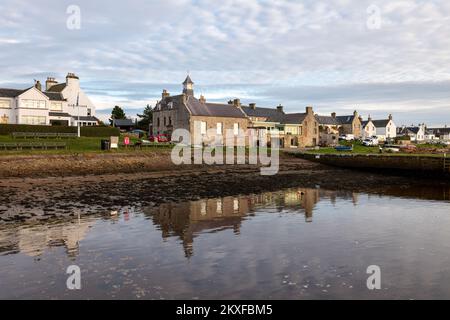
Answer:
[114, 119, 134, 126]
[241, 105, 284, 118]
[185, 96, 246, 118]
[268, 112, 307, 124]
[428, 127, 450, 134]
[47, 83, 66, 92]
[75, 116, 99, 122]
[315, 115, 340, 125]
[44, 92, 66, 101]
[372, 119, 390, 127]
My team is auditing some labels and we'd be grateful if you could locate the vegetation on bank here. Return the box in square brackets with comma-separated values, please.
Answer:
[0, 124, 120, 137]
[0, 135, 171, 156]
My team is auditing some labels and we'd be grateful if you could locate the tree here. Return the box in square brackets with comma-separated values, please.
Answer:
[137, 104, 153, 129]
[110, 105, 126, 125]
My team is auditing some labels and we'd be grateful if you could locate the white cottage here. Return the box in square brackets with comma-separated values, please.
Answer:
[372, 114, 396, 141]
[361, 116, 376, 139]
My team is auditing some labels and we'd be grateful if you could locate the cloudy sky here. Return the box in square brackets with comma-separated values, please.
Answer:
[1, 0, 450, 125]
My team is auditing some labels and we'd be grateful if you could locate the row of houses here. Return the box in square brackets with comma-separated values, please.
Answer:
[153, 76, 432, 148]
[0, 73, 99, 126]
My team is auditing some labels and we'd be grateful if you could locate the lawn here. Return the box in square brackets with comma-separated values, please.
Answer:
[0, 135, 171, 156]
[306, 140, 447, 158]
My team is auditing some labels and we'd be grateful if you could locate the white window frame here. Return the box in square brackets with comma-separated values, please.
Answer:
[216, 122, 223, 135]
[200, 121, 207, 135]
[0, 99, 11, 108]
[233, 123, 239, 136]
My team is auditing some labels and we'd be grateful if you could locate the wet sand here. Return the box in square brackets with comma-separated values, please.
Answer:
[1, 152, 449, 223]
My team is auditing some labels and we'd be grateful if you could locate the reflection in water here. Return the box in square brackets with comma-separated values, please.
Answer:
[145, 189, 321, 257]
[1, 185, 450, 299]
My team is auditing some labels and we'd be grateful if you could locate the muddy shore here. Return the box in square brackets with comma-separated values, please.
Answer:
[1, 152, 449, 224]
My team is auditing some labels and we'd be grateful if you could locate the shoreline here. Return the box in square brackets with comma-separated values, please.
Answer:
[1, 154, 450, 224]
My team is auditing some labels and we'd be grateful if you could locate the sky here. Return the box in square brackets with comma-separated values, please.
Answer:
[1, 0, 450, 126]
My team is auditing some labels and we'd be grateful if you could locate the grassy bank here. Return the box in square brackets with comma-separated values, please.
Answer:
[0, 135, 171, 156]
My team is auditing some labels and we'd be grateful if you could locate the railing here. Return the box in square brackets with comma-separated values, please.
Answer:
[11, 132, 78, 139]
[0, 142, 67, 150]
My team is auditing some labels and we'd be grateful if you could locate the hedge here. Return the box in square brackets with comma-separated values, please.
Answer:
[0, 124, 120, 137]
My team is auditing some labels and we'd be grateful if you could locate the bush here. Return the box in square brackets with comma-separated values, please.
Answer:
[0, 124, 120, 137]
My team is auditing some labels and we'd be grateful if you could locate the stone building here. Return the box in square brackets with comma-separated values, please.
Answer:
[315, 110, 363, 145]
[152, 76, 248, 145]
[268, 106, 319, 148]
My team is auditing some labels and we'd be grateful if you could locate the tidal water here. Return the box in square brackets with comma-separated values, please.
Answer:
[1, 186, 450, 299]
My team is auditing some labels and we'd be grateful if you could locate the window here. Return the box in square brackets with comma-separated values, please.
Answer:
[169, 117, 172, 125]
[22, 99, 46, 109]
[50, 102, 63, 111]
[21, 116, 46, 125]
[216, 122, 223, 135]
[87, 108, 91, 116]
[164, 117, 166, 126]
[233, 123, 239, 135]
[200, 121, 207, 135]
[0, 99, 11, 108]
[157, 118, 160, 126]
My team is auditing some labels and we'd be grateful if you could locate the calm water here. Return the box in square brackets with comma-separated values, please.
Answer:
[1, 186, 450, 299]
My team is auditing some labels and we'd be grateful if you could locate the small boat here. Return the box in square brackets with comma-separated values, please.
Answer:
[335, 145, 353, 151]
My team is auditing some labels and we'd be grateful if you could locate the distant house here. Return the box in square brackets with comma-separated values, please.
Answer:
[315, 110, 362, 146]
[268, 106, 319, 148]
[361, 116, 376, 139]
[335, 111, 363, 138]
[427, 127, 450, 141]
[315, 114, 340, 146]
[113, 119, 135, 131]
[397, 124, 425, 142]
[372, 114, 396, 141]
[0, 73, 98, 126]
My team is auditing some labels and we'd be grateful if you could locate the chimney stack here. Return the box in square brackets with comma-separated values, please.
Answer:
[34, 80, 42, 91]
[368, 114, 372, 121]
[249, 103, 256, 110]
[388, 114, 393, 121]
[276, 104, 283, 112]
[233, 98, 241, 107]
[45, 77, 57, 91]
[199, 95, 206, 103]
[306, 106, 313, 114]
[331, 112, 336, 118]
[162, 89, 170, 99]
[353, 110, 358, 117]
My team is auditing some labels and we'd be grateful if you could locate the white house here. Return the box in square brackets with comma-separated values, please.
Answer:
[397, 124, 426, 142]
[372, 114, 396, 141]
[361, 116, 376, 139]
[0, 73, 98, 126]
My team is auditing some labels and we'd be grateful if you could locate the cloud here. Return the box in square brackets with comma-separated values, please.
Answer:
[0, 0, 450, 125]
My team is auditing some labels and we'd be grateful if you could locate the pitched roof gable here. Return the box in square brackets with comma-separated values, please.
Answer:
[47, 83, 66, 93]
[269, 112, 307, 124]
[0, 88, 26, 98]
[241, 106, 284, 118]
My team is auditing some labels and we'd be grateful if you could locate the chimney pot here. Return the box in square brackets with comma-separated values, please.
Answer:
[34, 80, 42, 91]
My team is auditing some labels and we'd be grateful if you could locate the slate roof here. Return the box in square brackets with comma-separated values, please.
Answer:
[335, 115, 355, 124]
[185, 96, 246, 118]
[428, 127, 450, 134]
[113, 119, 134, 126]
[241, 106, 284, 118]
[315, 115, 340, 125]
[75, 116, 99, 122]
[183, 75, 194, 85]
[49, 112, 71, 117]
[47, 83, 66, 92]
[0, 88, 28, 98]
[44, 92, 66, 101]
[268, 112, 307, 124]
[372, 119, 390, 127]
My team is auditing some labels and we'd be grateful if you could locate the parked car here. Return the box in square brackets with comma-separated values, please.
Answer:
[338, 134, 355, 141]
[362, 137, 379, 146]
[149, 134, 169, 143]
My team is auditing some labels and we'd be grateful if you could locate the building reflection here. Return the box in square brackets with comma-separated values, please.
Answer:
[0, 217, 94, 258]
[146, 188, 323, 257]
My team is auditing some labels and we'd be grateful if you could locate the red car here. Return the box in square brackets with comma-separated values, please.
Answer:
[149, 134, 169, 143]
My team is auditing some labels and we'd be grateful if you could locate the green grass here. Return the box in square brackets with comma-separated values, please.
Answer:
[0, 135, 171, 156]
[305, 140, 447, 158]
